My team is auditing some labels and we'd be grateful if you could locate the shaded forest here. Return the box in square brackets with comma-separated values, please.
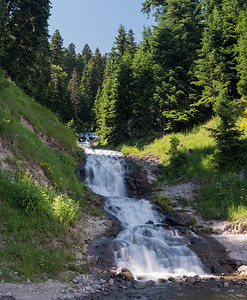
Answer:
[1, 0, 247, 164]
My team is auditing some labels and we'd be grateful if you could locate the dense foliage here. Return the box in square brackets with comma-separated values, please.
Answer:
[1, 0, 247, 163]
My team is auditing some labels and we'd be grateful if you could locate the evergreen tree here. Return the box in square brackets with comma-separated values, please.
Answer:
[95, 53, 134, 145]
[151, 0, 203, 131]
[64, 43, 77, 78]
[126, 29, 137, 55]
[80, 48, 104, 111]
[2, 0, 51, 100]
[50, 29, 64, 66]
[195, 0, 246, 165]
[236, 3, 247, 99]
[0, 0, 8, 61]
[131, 43, 157, 136]
[111, 24, 127, 60]
[49, 64, 71, 122]
[68, 69, 82, 127]
[81, 44, 93, 66]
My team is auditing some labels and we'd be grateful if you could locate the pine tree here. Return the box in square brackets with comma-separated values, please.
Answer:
[151, 0, 203, 131]
[131, 37, 157, 136]
[111, 24, 127, 60]
[68, 69, 81, 127]
[126, 29, 137, 55]
[49, 64, 71, 122]
[0, 0, 8, 61]
[80, 48, 104, 111]
[2, 0, 51, 100]
[64, 43, 77, 78]
[195, 0, 246, 165]
[94, 53, 134, 145]
[236, 3, 247, 99]
[50, 29, 64, 66]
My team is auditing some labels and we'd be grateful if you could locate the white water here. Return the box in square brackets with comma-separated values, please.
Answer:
[83, 146, 206, 280]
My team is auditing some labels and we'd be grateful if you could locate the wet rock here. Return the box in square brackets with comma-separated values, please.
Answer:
[118, 268, 135, 281]
[0, 297, 16, 300]
[238, 265, 247, 274]
[133, 282, 147, 290]
[188, 234, 238, 275]
[165, 211, 194, 226]
[186, 276, 197, 285]
[158, 278, 167, 283]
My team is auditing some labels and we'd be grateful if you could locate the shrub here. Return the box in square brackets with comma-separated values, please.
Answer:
[52, 194, 80, 226]
[196, 172, 247, 219]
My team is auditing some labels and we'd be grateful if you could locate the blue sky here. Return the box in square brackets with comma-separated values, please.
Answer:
[48, 0, 155, 55]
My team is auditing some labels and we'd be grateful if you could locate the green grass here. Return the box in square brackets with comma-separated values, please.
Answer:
[0, 73, 94, 280]
[120, 118, 247, 222]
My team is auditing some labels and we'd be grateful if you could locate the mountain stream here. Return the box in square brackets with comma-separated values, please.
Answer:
[84, 147, 206, 280]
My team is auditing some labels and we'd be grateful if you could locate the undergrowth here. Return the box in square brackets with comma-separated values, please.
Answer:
[121, 119, 247, 222]
[0, 74, 93, 280]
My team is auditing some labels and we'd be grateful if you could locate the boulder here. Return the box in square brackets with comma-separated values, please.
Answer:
[238, 265, 247, 274]
[118, 267, 135, 281]
[165, 211, 195, 226]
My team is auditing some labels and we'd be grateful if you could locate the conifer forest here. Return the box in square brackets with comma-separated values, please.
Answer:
[1, 0, 247, 162]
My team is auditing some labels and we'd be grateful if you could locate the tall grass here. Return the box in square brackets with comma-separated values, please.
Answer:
[120, 119, 247, 222]
[0, 74, 91, 280]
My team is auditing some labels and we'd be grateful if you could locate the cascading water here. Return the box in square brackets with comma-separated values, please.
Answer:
[83, 146, 206, 280]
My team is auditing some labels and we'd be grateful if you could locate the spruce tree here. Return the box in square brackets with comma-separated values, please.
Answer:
[236, 3, 247, 99]
[151, 0, 203, 131]
[80, 48, 104, 111]
[195, 0, 246, 165]
[68, 69, 81, 127]
[64, 43, 77, 78]
[2, 0, 51, 101]
[50, 29, 64, 66]
[126, 29, 137, 55]
[131, 36, 157, 136]
[111, 24, 127, 60]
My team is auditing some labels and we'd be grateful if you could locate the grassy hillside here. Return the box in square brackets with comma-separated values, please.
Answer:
[120, 118, 247, 223]
[0, 72, 97, 281]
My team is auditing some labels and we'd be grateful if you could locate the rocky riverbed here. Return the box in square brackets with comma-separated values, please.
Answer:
[1, 154, 247, 300]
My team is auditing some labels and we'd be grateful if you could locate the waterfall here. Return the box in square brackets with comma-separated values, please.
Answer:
[83, 147, 206, 280]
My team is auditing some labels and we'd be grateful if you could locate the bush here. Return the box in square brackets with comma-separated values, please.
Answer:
[196, 172, 247, 219]
[52, 194, 80, 226]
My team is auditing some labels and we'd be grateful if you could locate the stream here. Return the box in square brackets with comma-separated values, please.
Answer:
[81, 144, 247, 299]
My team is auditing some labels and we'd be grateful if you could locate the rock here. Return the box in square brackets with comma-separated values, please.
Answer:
[158, 278, 167, 283]
[0, 297, 16, 300]
[74, 252, 83, 260]
[186, 276, 196, 285]
[238, 265, 247, 274]
[109, 278, 114, 286]
[133, 282, 146, 290]
[87, 255, 99, 265]
[145, 220, 154, 224]
[224, 282, 229, 288]
[93, 283, 102, 290]
[72, 276, 83, 284]
[26, 278, 31, 284]
[118, 268, 135, 281]
[213, 228, 224, 235]
[166, 211, 195, 226]
[170, 200, 180, 208]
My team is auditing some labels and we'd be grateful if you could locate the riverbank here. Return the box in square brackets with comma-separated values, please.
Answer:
[1, 149, 247, 300]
